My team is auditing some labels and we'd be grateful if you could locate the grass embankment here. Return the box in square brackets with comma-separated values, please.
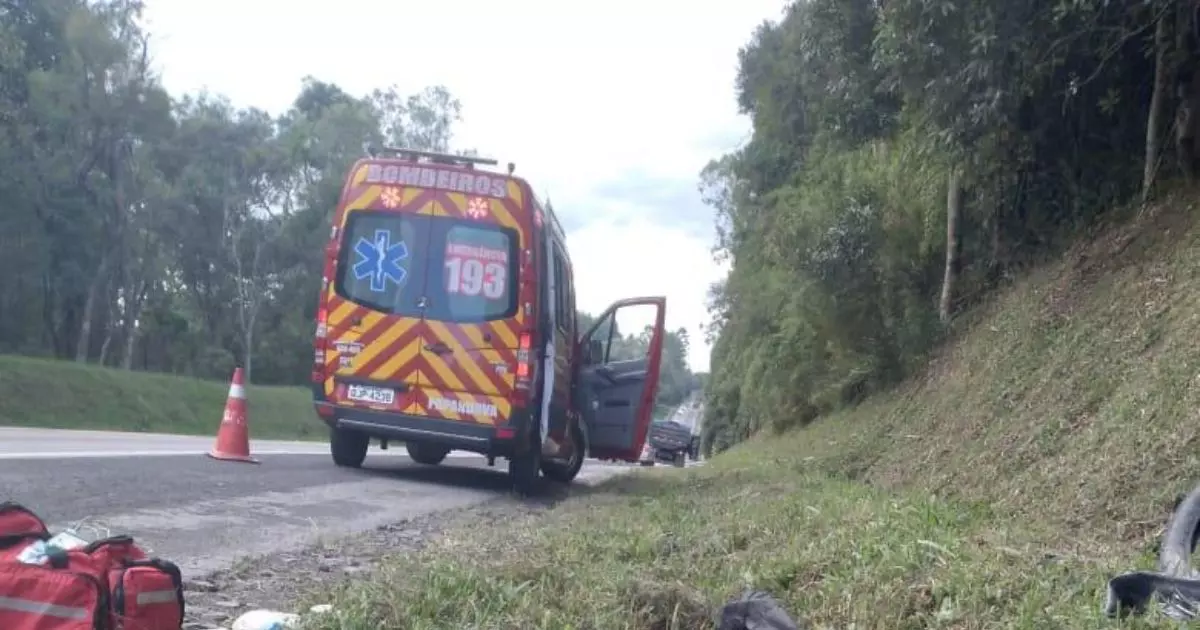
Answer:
[305, 195, 1200, 629]
[0, 355, 321, 440]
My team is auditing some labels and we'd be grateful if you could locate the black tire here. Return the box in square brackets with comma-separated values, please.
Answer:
[541, 422, 585, 484]
[672, 451, 686, 468]
[1160, 483, 1200, 575]
[508, 430, 543, 496]
[405, 442, 450, 466]
[330, 426, 369, 468]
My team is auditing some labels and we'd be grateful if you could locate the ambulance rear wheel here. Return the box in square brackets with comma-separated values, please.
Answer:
[405, 442, 450, 466]
[541, 421, 585, 484]
[509, 431, 543, 496]
[330, 427, 369, 469]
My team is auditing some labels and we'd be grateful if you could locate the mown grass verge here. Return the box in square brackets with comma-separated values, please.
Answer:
[306, 447, 1171, 629]
[0, 354, 321, 439]
[301, 194, 1200, 628]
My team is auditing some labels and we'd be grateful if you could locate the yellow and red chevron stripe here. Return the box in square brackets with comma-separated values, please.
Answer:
[322, 177, 437, 399]
[320, 161, 537, 426]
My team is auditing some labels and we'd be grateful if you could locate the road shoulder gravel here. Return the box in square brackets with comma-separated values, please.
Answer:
[181, 477, 608, 629]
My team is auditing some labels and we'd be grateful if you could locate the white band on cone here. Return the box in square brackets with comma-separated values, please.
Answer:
[228, 384, 246, 399]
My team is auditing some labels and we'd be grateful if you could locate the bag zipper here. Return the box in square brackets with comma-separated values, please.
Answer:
[83, 536, 136, 554]
[0, 502, 50, 547]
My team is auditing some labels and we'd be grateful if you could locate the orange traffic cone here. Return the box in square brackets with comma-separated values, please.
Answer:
[207, 367, 259, 464]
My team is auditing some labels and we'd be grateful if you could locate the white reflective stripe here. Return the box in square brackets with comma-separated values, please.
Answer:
[135, 590, 178, 605]
[227, 384, 246, 399]
[0, 595, 89, 620]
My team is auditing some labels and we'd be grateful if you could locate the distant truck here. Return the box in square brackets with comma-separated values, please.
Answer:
[644, 419, 701, 468]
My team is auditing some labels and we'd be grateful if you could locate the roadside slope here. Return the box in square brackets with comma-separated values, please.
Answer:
[302, 198, 1200, 629]
[0, 355, 319, 439]
[804, 194, 1200, 548]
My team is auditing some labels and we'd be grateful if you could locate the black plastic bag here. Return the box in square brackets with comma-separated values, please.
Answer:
[717, 590, 805, 630]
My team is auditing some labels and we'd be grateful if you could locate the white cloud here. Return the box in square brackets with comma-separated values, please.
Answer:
[567, 216, 727, 346]
[141, 0, 786, 371]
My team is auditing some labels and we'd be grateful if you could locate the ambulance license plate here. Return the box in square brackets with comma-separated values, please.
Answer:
[346, 384, 394, 406]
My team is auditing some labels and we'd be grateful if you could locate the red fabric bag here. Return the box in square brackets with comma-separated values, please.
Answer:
[0, 560, 108, 630]
[0, 502, 50, 562]
[107, 559, 184, 630]
[0, 503, 184, 630]
[68, 537, 148, 582]
[0, 502, 50, 542]
[62, 537, 184, 629]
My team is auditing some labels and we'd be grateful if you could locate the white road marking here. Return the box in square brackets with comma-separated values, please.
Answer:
[0, 428, 477, 461]
[0, 449, 479, 461]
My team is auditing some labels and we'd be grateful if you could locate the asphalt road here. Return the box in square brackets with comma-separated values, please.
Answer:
[0, 427, 628, 577]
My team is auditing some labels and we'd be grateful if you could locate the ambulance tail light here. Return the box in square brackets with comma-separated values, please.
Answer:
[516, 331, 532, 378]
[316, 305, 329, 340]
[510, 330, 535, 410]
[514, 330, 535, 397]
[312, 305, 329, 383]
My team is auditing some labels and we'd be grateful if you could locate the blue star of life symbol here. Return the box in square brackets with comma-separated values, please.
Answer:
[353, 229, 408, 292]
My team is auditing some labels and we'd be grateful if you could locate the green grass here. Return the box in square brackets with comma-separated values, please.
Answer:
[0, 354, 322, 440]
[302, 193, 1200, 627]
[307, 451, 1167, 629]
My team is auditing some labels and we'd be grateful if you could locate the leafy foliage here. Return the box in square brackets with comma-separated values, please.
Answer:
[0, 0, 705, 424]
[0, 0, 468, 384]
[702, 0, 1184, 453]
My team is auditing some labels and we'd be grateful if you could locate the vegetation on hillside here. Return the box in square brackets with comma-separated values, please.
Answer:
[700, 0, 1200, 453]
[312, 195, 1200, 629]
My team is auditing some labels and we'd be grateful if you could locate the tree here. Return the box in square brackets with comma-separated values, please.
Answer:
[701, 0, 1174, 451]
[0, 0, 465, 387]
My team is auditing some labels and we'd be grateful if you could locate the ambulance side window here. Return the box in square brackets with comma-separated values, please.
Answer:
[552, 242, 568, 334]
[562, 259, 574, 338]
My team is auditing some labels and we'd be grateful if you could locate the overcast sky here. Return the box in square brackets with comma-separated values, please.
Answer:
[140, 0, 787, 372]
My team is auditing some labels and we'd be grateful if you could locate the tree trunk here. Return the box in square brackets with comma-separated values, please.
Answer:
[1145, 11, 1170, 203]
[1175, 1, 1200, 183]
[121, 321, 138, 370]
[121, 280, 147, 370]
[243, 326, 253, 385]
[939, 170, 962, 324]
[97, 275, 117, 366]
[74, 255, 111, 363]
[989, 205, 1002, 275]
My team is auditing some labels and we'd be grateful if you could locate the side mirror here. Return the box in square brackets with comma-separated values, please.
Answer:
[587, 339, 604, 365]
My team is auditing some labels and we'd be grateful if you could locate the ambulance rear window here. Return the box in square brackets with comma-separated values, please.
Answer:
[335, 212, 519, 322]
[425, 221, 518, 322]
[335, 211, 429, 317]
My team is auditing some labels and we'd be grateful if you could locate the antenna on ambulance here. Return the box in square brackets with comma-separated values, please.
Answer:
[379, 146, 499, 168]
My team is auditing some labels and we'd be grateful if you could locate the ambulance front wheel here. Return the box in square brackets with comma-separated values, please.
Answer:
[330, 426, 369, 468]
[406, 441, 450, 466]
